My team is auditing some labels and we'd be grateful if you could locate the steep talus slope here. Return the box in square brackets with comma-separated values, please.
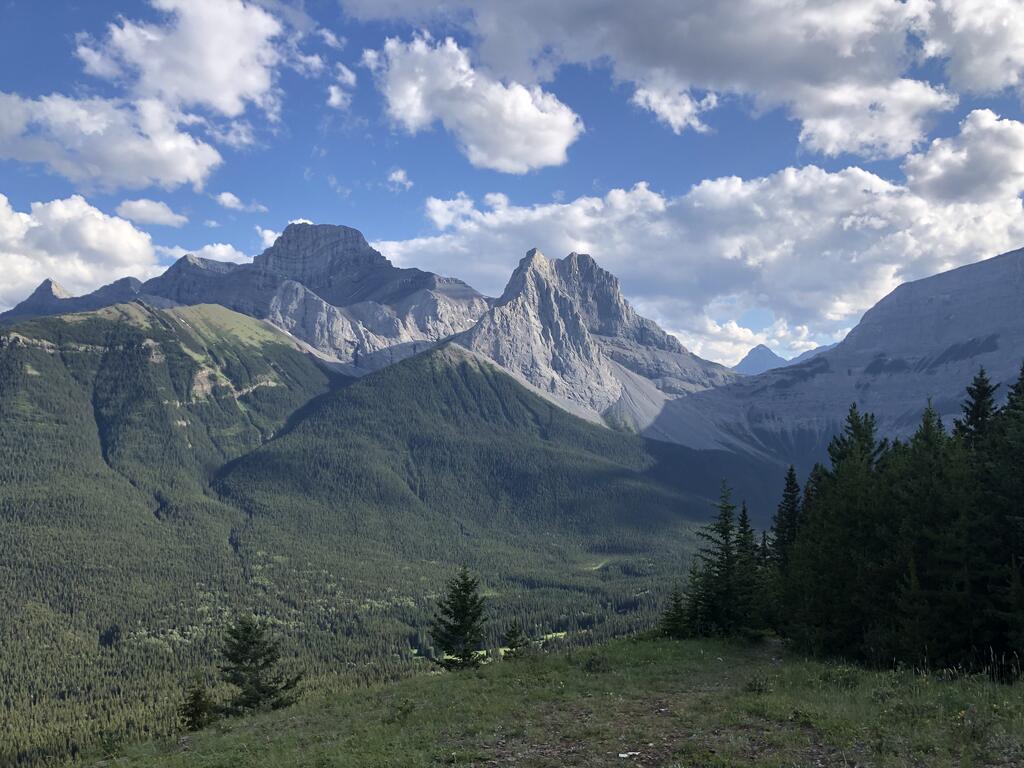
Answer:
[656, 247, 1024, 470]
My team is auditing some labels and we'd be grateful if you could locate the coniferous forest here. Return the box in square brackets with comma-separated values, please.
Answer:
[673, 365, 1024, 677]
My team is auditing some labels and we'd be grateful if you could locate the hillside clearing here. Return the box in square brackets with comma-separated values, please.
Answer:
[107, 638, 1024, 768]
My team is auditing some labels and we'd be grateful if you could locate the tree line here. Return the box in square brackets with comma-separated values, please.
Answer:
[664, 365, 1024, 677]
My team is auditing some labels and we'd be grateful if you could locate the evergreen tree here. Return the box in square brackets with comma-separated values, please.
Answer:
[219, 615, 301, 715]
[978, 363, 1024, 667]
[734, 502, 763, 632]
[178, 681, 217, 731]
[683, 482, 738, 636]
[785, 405, 888, 658]
[659, 586, 688, 639]
[1006, 362, 1024, 411]
[431, 567, 488, 670]
[954, 367, 999, 448]
[770, 466, 801, 572]
[827, 403, 887, 470]
[502, 624, 529, 659]
[887, 404, 972, 665]
[759, 531, 770, 568]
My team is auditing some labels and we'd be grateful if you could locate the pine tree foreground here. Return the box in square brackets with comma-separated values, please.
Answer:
[220, 615, 302, 714]
[431, 567, 488, 670]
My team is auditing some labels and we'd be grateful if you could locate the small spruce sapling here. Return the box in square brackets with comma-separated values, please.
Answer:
[502, 624, 530, 659]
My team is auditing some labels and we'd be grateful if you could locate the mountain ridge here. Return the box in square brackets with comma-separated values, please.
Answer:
[5, 225, 1024, 471]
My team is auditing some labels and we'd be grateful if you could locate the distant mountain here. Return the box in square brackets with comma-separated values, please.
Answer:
[0, 276, 143, 321]
[732, 343, 838, 375]
[1, 223, 490, 375]
[732, 344, 788, 374]
[653, 247, 1024, 469]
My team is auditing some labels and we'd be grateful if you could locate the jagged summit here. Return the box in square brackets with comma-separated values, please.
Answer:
[458, 248, 736, 418]
[457, 248, 622, 413]
[553, 251, 685, 354]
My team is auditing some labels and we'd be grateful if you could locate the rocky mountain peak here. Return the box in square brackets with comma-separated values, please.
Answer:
[549, 252, 685, 354]
[492, 247, 557, 307]
[32, 278, 70, 299]
[165, 253, 238, 275]
[255, 223, 389, 284]
[457, 248, 623, 413]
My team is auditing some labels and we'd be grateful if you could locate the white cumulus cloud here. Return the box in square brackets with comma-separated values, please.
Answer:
[0, 194, 161, 309]
[215, 191, 268, 212]
[343, 0, 1023, 159]
[116, 198, 188, 227]
[362, 34, 583, 173]
[903, 110, 1024, 203]
[922, 0, 1024, 94]
[326, 64, 358, 110]
[387, 168, 413, 191]
[0, 93, 222, 191]
[76, 0, 285, 119]
[255, 225, 280, 248]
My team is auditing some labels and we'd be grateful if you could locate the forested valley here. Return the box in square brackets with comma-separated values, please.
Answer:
[3, 302, 1021, 766]
[0, 305, 771, 766]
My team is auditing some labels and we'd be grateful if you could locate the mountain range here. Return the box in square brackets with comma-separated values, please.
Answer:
[3, 222, 1023, 763]
[6, 221, 1023, 474]
[6, 222, 1023, 472]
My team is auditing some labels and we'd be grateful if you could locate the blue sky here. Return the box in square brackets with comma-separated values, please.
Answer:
[2, 0, 1024, 363]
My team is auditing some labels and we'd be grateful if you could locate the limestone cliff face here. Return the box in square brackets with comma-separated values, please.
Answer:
[548, 251, 736, 395]
[457, 249, 623, 412]
[457, 249, 734, 414]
